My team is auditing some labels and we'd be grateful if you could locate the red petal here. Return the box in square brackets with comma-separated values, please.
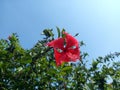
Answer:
[47, 31, 80, 66]
[63, 32, 79, 48]
[54, 49, 70, 66]
[67, 48, 80, 61]
[47, 38, 64, 50]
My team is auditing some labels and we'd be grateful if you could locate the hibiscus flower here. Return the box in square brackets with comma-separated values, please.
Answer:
[47, 32, 80, 66]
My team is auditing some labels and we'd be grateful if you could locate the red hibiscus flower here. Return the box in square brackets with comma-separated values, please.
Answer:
[47, 32, 80, 66]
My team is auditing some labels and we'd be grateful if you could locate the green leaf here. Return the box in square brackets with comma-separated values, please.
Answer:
[62, 66, 72, 72]
[56, 27, 61, 38]
[0, 61, 3, 68]
[92, 60, 98, 69]
[74, 33, 79, 37]
[80, 41, 85, 46]
[43, 29, 54, 37]
[62, 28, 65, 32]
[19, 59, 32, 64]
[61, 28, 66, 37]
[47, 68, 56, 75]
[16, 67, 23, 72]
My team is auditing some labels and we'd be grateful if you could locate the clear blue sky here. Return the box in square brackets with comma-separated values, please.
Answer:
[0, 0, 120, 59]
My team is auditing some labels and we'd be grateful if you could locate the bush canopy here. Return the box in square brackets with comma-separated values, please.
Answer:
[0, 28, 120, 90]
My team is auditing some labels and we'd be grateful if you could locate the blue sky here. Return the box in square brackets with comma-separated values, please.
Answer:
[0, 0, 120, 60]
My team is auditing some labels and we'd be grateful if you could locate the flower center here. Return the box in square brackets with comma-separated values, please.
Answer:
[56, 45, 77, 53]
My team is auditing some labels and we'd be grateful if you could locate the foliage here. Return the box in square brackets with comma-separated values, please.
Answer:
[0, 29, 120, 90]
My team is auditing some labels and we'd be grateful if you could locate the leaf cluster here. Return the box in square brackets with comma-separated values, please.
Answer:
[0, 29, 120, 90]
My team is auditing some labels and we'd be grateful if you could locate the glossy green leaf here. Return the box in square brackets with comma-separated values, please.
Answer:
[56, 26, 61, 38]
